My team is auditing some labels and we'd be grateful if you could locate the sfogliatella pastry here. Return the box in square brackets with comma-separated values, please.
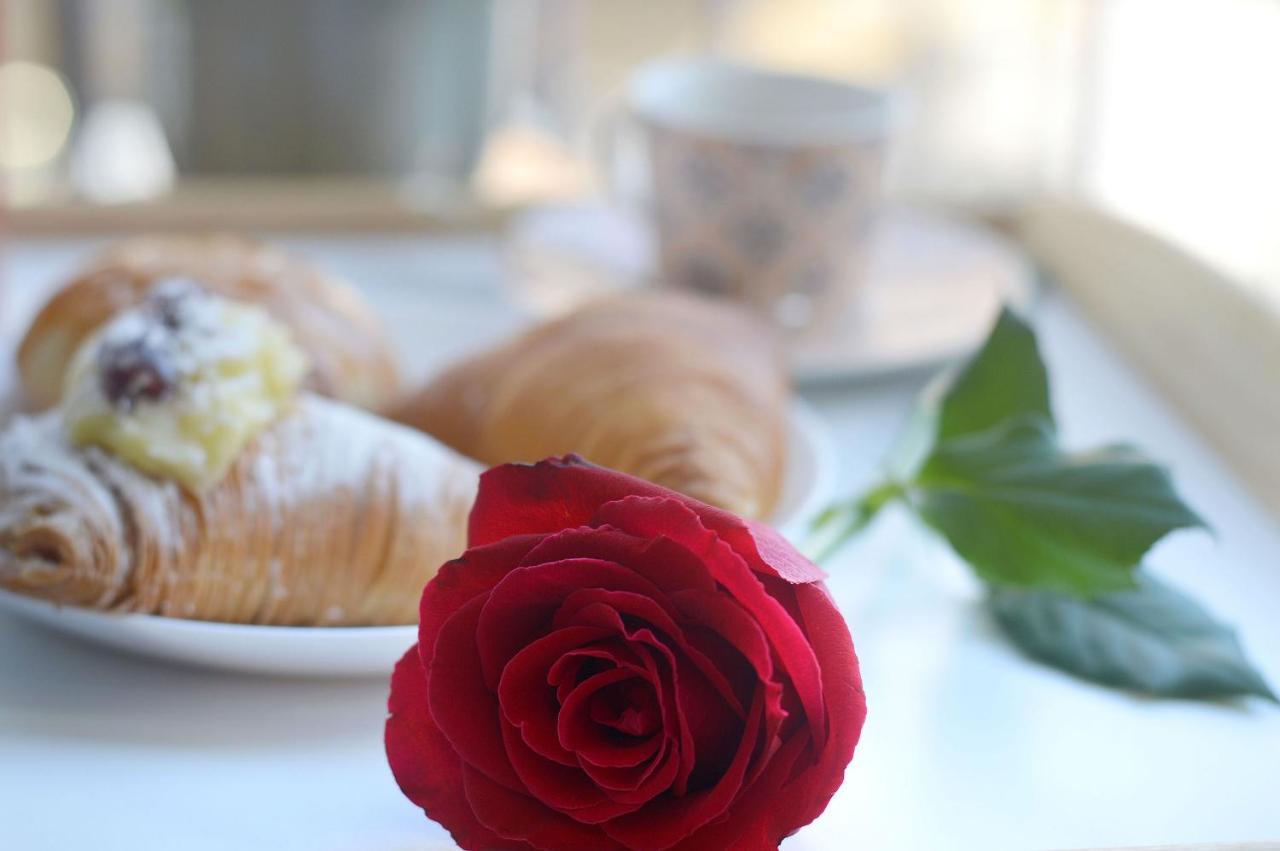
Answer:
[388, 292, 789, 519]
[0, 286, 479, 626]
[16, 234, 399, 412]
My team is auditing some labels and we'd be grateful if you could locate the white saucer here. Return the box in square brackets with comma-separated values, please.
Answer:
[0, 402, 835, 678]
[506, 203, 1037, 383]
[789, 209, 1037, 382]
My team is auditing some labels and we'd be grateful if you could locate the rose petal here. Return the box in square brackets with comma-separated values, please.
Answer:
[670, 721, 811, 851]
[385, 647, 532, 851]
[555, 665, 681, 807]
[499, 719, 647, 823]
[469, 456, 669, 546]
[462, 763, 628, 851]
[428, 595, 523, 791]
[552, 588, 679, 639]
[539, 601, 697, 795]
[683, 584, 866, 848]
[470, 456, 825, 584]
[476, 558, 665, 689]
[557, 668, 653, 754]
[591, 496, 829, 749]
[548, 642, 649, 708]
[554, 623, 696, 799]
[764, 582, 866, 833]
[673, 650, 744, 791]
[739, 519, 827, 584]
[603, 689, 766, 850]
[499, 625, 612, 766]
[553, 588, 745, 719]
[557, 663, 664, 770]
[670, 588, 790, 782]
[522, 525, 716, 595]
[419, 534, 544, 669]
[504, 647, 662, 819]
[626, 626, 696, 796]
[579, 741, 678, 801]
[553, 600, 745, 789]
[586, 685, 660, 737]
[668, 588, 774, 697]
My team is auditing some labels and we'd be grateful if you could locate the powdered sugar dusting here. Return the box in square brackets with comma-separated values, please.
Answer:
[0, 393, 480, 624]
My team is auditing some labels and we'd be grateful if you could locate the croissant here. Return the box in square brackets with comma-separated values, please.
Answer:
[16, 234, 399, 411]
[0, 396, 479, 626]
[388, 292, 789, 519]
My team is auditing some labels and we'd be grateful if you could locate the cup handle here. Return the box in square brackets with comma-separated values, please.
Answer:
[588, 92, 651, 212]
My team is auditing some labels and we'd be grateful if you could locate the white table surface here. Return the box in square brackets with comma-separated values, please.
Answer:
[1, 235, 1278, 851]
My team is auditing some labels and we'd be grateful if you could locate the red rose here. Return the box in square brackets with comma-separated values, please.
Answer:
[386, 456, 865, 850]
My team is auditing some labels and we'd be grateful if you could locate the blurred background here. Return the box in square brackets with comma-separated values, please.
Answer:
[2, 0, 1278, 303]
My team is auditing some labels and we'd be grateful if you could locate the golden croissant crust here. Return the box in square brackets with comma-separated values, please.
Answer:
[16, 234, 400, 412]
[389, 292, 789, 519]
[0, 395, 479, 626]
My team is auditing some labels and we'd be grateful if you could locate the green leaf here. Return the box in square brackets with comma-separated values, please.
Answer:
[805, 304, 1250, 705]
[989, 573, 1277, 701]
[912, 416, 1206, 595]
[806, 306, 1205, 596]
[935, 307, 1052, 442]
[882, 308, 1050, 484]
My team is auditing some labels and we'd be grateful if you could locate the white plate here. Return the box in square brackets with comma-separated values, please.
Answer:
[0, 402, 835, 678]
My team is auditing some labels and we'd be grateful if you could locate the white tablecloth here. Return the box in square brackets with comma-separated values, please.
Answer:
[1, 235, 1277, 850]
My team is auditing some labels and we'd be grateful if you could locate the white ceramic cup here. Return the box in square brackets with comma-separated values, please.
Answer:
[611, 57, 893, 331]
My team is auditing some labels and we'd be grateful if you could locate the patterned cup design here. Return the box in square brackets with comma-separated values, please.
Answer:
[646, 123, 884, 332]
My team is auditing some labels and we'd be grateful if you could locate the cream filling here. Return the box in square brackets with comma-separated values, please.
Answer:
[62, 288, 309, 491]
